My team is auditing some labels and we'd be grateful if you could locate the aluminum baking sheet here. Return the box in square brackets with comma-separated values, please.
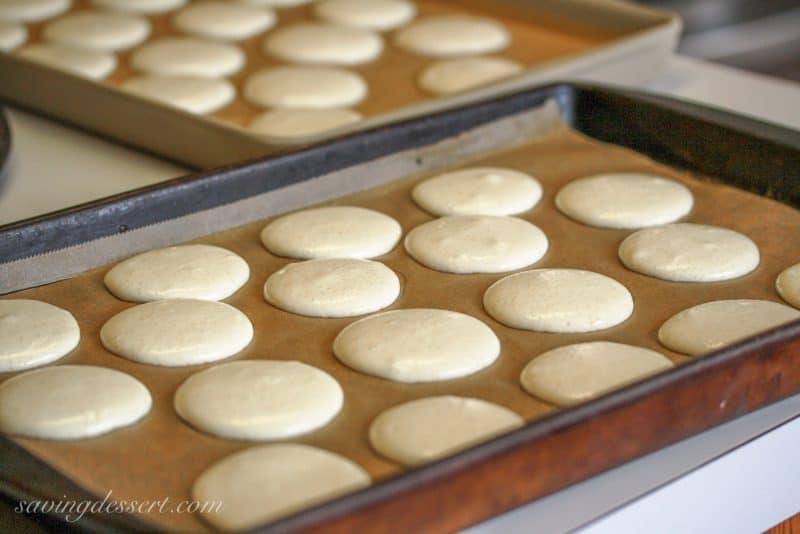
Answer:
[0, 0, 680, 169]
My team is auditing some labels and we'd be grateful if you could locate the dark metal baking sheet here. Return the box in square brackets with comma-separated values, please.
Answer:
[1, 83, 800, 533]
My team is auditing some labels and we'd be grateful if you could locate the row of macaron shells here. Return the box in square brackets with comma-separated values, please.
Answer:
[5, 165, 800, 375]
[262, 168, 800, 365]
[4, 167, 800, 529]
[5, 167, 800, 426]
[4, 0, 522, 140]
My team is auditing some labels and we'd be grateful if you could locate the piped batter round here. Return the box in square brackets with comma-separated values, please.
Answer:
[104, 244, 249, 302]
[313, 0, 415, 31]
[419, 56, 522, 95]
[243, 66, 367, 109]
[174, 360, 343, 440]
[555, 172, 694, 229]
[0, 0, 70, 22]
[100, 299, 253, 366]
[483, 269, 634, 333]
[43, 11, 151, 51]
[92, 0, 186, 13]
[261, 206, 402, 260]
[17, 44, 116, 80]
[172, 1, 276, 41]
[0, 299, 80, 372]
[0, 365, 151, 439]
[130, 37, 245, 77]
[394, 15, 510, 57]
[239, 0, 309, 6]
[0, 23, 27, 51]
[404, 215, 548, 274]
[192, 444, 370, 531]
[122, 75, 235, 114]
[411, 166, 542, 216]
[520, 341, 673, 406]
[333, 308, 500, 383]
[263, 22, 383, 65]
[776, 263, 800, 309]
[369, 395, 523, 466]
[249, 108, 362, 140]
[264, 258, 399, 317]
[658, 299, 800, 356]
[619, 223, 760, 282]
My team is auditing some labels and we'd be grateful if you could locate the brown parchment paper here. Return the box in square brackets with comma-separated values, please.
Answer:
[4, 127, 800, 532]
[20, 0, 609, 128]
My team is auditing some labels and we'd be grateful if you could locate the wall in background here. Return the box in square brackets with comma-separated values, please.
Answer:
[640, 0, 800, 81]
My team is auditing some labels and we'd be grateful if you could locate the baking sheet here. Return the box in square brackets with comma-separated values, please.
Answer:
[0, 1, 679, 167]
[16, 0, 602, 124]
[3, 112, 800, 531]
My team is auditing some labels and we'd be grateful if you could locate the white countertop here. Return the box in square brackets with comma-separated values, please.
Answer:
[2, 56, 799, 532]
